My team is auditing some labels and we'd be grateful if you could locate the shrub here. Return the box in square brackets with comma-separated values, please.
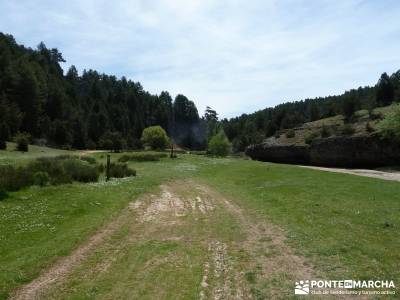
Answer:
[285, 129, 295, 138]
[108, 163, 136, 178]
[141, 126, 169, 150]
[62, 159, 99, 183]
[33, 171, 49, 187]
[80, 156, 96, 164]
[342, 97, 357, 121]
[0, 189, 7, 201]
[0, 165, 32, 191]
[28, 157, 72, 185]
[377, 104, 400, 141]
[15, 132, 30, 152]
[98, 163, 105, 173]
[118, 155, 130, 163]
[99, 138, 113, 151]
[208, 129, 231, 157]
[0, 156, 102, 192]
[366, 122, 375, 133]
[341, 124, 355, 135]
[86, 139, 97, 150]
[320, 125, 331, 138]
[0, 122, 9, 150]
[99, 131, 126, 152]
[305, 132, 319, 145]
[370, 111, 383, 120]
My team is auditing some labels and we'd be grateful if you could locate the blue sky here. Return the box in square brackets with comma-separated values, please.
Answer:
[1, 0, 400, 118]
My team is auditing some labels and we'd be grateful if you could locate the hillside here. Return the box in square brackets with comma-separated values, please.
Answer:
[223, 72, 400, 152]
[2, 32, 400, 154]
[0, 33, 205, 150]
[245, 105, 400, 168]
[269, 106, 393, 146]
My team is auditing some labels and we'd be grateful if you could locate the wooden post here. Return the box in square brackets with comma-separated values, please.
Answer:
[170, 143, 174, 158]
[106, 154, 110, 181]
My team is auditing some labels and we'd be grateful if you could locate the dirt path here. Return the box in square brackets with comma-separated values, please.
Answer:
[10, 180, 317, 299]
[9, 202, 134, 300]
[300, 165, 400, 182]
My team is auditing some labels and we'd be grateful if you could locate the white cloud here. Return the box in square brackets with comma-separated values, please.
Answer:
[0, 0, 400, 118]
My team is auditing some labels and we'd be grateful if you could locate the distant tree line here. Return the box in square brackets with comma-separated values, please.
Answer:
[222, 70, 400, 151]
[2, 32, 400, 153]
[0, 33, 205, 150]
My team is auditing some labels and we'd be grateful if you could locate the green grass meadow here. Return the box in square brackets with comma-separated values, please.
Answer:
[0, 148, 399, 298]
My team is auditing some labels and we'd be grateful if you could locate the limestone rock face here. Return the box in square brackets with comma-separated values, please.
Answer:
[245, 142, 310, 165]
[245, 134, 400, 168]
[309, 134, 400, 168]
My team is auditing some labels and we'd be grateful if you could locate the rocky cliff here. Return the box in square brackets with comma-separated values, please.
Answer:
[246, 134, 400, 168]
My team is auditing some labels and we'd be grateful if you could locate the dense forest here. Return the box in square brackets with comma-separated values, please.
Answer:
[0, 33, 206, 150]
[1, 32, 399, 152]
[222, 69, 400, 151]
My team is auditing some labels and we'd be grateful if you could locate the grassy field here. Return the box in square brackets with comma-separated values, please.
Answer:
[0, 147, 399, 299]
[0, 143, 72, 165]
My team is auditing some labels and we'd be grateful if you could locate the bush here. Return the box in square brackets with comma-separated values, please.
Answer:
[118, 155, 130, 163]
[208, 129, 231, 157]
[341, 124, 355, 135]
[86, 139, 97, 150]
[33, 171, 49, 187]
[285, 129, 295, 138]
[62, 159, 99, 183]
[0, 122, 10, 150]
[342, 97, 357, 121]
[366, 122, 375, 133]
[377, 104, 400, 141]
[0, 156, 102, 193]
[141, 126, 169, 150]
[320, 125, 331, 138]
[15, 132, 30, 152]
[28, 157, 72, 185]
[0, 165, 32, 191]
[80, 156, 96, 164]
[98, 163, 105, 173]
[305, 132, 319, 145]
[108, 163, 136, 178]
[98, 131, 126, 152]
[370, 111, 383, 120]
[0, 189, 7, 201]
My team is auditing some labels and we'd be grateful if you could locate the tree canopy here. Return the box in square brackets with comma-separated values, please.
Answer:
[1, 32, 399, 153]
[0, 33, 203, 150]
[141, 126, 170, 150]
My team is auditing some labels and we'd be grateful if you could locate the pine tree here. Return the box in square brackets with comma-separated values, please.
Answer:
[376, 73, 395, 106]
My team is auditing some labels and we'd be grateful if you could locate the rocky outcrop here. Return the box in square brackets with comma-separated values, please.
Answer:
[309, 134, 400, 168]
[246, 134, 400, 168]
[245, 141, 310, 165]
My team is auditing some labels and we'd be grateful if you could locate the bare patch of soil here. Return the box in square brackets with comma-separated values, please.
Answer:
[132, 184, 215, 223]
[9, 207, 132, 300]
[11, 180, 323, 300]
[300, 165, 400, 182]
[195, 182, 315, 299]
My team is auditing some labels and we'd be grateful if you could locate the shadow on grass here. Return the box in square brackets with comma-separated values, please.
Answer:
[0, 190, 9, 201]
